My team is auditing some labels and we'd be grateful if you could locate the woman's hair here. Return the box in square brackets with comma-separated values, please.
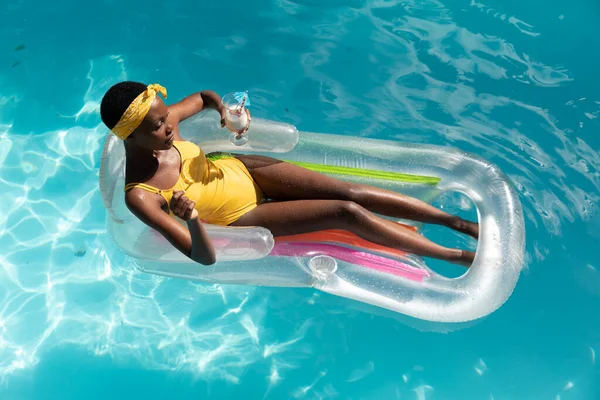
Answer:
[100, 81, 147, 129]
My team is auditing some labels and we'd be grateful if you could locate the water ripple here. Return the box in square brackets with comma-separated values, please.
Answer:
[358, 0, 597, 256]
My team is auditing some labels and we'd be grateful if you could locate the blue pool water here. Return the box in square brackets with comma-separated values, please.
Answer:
[1, 0, 599, 398]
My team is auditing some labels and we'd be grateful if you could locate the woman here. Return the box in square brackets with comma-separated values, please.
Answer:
[100, 82, 478, 266]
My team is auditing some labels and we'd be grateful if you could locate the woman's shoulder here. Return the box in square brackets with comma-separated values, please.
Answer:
[173, 140, 204, 156]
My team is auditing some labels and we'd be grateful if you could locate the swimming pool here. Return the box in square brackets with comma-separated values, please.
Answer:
[1, 0, 599, 398]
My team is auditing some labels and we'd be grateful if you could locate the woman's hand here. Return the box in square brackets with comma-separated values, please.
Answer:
[170, 190, 198, 220]
[220, 107, 227, 128]
[239, 108, 251, 134]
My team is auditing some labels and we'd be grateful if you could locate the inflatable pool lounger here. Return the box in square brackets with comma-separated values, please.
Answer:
[99, 112, 525, 323]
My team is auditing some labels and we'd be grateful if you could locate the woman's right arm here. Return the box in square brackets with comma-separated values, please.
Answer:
[125, 190, 216, 265]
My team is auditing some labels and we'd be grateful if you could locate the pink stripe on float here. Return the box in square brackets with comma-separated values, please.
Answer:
[271, 242, 429, 282]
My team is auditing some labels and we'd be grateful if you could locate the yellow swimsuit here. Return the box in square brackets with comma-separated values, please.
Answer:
[124, 141, 264, 225]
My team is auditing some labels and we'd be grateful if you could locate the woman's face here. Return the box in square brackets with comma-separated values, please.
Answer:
[127, 97, 174, 150]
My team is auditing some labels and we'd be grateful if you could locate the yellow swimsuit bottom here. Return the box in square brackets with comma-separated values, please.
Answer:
[124, 141, 264, 225]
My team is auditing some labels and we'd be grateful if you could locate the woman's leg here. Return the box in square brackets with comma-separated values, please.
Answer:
[236, 155, 478, 239]
[231, 199, 474, 266]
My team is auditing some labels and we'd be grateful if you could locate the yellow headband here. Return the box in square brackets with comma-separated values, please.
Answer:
[111, 83, 168, 140]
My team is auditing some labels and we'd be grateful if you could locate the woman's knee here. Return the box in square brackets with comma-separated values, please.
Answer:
[326, 181, 364, 202]
[333, 200, 366, 222]
[344, 184, 368, 203]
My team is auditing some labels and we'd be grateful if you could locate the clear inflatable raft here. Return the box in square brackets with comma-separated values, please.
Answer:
[99, 112, 525, 323]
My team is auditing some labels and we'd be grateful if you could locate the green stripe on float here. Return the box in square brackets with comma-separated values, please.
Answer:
[286, 160, 441, 185]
